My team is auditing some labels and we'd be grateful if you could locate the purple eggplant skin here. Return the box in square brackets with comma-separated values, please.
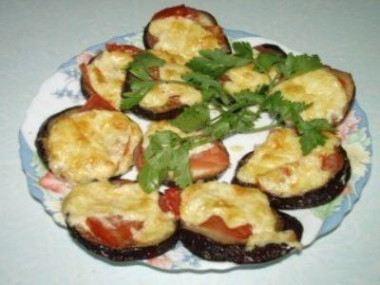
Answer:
[232, 146, 351, 209]
[67, 224, 179, 262]
[143, 6, 231, 54]
[179, 211, 303, 264]
[35, 106, 81, 169]
[253, 44, 287, 58]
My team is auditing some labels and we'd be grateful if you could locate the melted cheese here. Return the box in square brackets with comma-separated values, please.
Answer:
[47, 110, 142, 184]
[87, 50, 133, 109]
[62, 181, 176, 245]
[139, 63, 202, 111]
[222, 64, 274, 94]
[237, 128, 341, 197]
[274, 68, 348, 123]
[149, 17, 221, 64]
[180, 182, 300, 249]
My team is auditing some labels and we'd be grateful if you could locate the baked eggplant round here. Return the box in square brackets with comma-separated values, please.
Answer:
[179, 182, 303, 264]
[273, 66, 355, 125]
[80, 43, 142, 110]
[124, 61, 203, 120]
[143, 5, 231, 64]
[35, 107, 142, 184]
[62, 180, 179, 262]
[134, 121, 230, 183]
[232, 128, 351, 209]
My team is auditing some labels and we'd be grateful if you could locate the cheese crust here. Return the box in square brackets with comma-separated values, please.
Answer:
[46, 110, 142, 184]
[138, 63, 202, 111]
[85, 50, 134, 109]
[148, 17, 221, 64]
[180, 182, 300, 249]
[62, 181, 176, 245]
[274, 68, 348, 123]
[236, 128, 342, 197]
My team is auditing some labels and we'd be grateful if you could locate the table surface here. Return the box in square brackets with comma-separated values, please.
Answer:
[1, 0, 379, 284]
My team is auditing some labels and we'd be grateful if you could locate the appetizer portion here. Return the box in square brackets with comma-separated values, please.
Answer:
[134, 120, 230, 182]
[273, 67, 355, 125]
[62, 180, 178, 261]
[144, 5, 231, 64]
[81, 43, 142, 109]
[35, 107, 142, 184]
[233, 128, 351, 209]
[126, 60, 203, 120]
[179, 182, 303, 264]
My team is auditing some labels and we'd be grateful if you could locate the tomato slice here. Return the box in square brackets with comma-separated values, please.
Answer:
[190, 142, 230, 179]
[86, 216, 143, 249]
[152, 5, 199, 20]
[321, 151, 344, 172]
[105, 43, 143, 56]
[80, 94, 116, 112]
[200, 216, 252, 240]
[159, 187, 181, 218]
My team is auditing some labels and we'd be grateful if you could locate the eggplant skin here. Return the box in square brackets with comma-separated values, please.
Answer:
[232, 146, 351, 209]
[35, 106, 81, 169]
[179, 212, 303, 264]
[130, 104, 184, 121]
[67, 224, 179, 262]
[254, 44, 287, 58]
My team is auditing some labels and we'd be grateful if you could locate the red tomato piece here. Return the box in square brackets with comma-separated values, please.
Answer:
[80, 94, 116, 112]
[190, 143, 230, 178]
[86, 216, 144, 249]
[159, 187, 181, 218]
[105, 43, 143, 57]
[200, 216, 253, 240]
[321, 151, 344, 172]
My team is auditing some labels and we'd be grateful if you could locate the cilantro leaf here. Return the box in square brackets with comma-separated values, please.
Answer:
[128, 51, 165, 80]
[279, 53, 323, 78]
[233, 41, 253, 60]
[255, 53, 284, 73]
[183, 72, 229, 104]
[170, 142, 192, 188]
[138, 131, 193, 192]
[262, 92, 308, 124]
[186, 49, 251, 78]
[297, 119, 334, 155]
[171, 103, 210, 132]
[120, 80, 155, 109]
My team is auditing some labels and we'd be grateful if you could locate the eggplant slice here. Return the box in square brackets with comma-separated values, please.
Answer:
[80, 43, 142, 110]
[62, 180, 179, 262]
[232, 147, 351, 209]
[180, 211, 302, 264]
[68, 225, 178, 262]
[143, 5, 231, 64]
[35, 107, 142, 184]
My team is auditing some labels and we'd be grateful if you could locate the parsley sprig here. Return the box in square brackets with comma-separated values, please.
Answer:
[125, 43, 333, 192]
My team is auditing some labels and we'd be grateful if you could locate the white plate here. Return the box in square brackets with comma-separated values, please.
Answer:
[19, 30, 372, 271]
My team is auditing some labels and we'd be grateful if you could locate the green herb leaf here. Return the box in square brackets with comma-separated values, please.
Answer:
[183, 72, 229, 103]
[138, 130, 193, 192]
[279, 53, 323, 78]
[233, 41, 254, 60]
[171, 103, 210, 132]
[128, 51, 165, 80]
[262, 92, 308, 124]
[186, 49, 251, 78]
[170, 142, 192, 188]
[120, 80, 155, 109]
[255, 53, 283, 73]
[298, 119, 334, 155]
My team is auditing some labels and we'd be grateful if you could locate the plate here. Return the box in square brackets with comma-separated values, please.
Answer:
[19, 30, 372, 271]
